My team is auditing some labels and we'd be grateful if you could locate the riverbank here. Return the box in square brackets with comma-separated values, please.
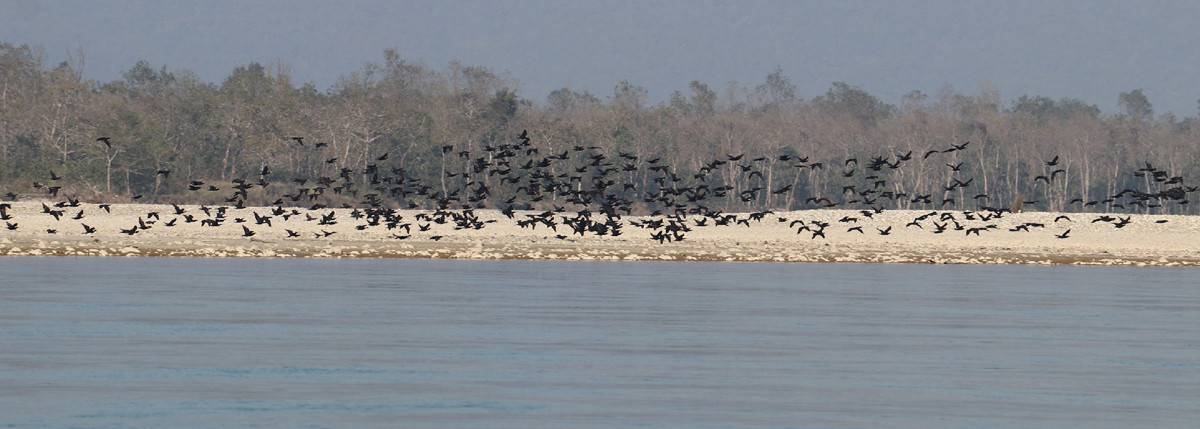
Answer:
[2, 202, 1198, 266]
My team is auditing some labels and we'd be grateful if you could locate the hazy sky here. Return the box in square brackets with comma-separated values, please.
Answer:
[4, 0, 1198, 115]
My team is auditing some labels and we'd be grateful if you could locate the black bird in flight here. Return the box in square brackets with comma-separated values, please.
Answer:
[81, 224, 97, 234]
[1056, 229, 1071, 239]
[241, 225, 255, 237]
[96, 137, 112, 148]
[292, 136, 305, 146]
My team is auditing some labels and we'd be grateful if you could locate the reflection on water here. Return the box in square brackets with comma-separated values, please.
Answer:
[2, 258, 1199, 428]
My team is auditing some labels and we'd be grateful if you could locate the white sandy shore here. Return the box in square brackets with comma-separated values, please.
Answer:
[1, 201, 1199, 266]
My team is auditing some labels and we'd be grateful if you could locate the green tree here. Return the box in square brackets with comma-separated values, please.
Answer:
[813, 82, 895, 127]
[1118, 89, 1153, 119]
[758, 66, 796, 107]
[688, 80, 716, 116]
[1010, 95, 1100, 122]
[121, 60, 177, 98]
[547, 87, 600, 112]
[612, 80, 647, 113]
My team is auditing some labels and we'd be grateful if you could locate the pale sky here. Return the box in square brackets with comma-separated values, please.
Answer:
[4, 0, 1198, 116]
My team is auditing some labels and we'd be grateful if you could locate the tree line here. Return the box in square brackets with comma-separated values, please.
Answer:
[2, 40, 1199, 214]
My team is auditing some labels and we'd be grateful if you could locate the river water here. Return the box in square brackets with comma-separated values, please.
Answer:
[2, 257, 1198, 428]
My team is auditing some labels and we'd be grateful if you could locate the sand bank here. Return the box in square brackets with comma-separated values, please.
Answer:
[1, 201, 1198, 266]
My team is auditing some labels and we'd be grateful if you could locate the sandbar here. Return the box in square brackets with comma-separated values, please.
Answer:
[1, 201, 1198, 266]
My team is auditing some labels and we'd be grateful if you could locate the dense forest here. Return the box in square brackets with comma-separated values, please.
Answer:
[3, 41, 1199, 215]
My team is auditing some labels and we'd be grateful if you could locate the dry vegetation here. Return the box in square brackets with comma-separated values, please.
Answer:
[2, 42, 1199, 217]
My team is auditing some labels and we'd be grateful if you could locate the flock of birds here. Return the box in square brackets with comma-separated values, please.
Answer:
[0, 130, 1194, 245]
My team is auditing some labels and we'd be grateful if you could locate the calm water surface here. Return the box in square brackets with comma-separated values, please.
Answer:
[2, 257, 1198, 428]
